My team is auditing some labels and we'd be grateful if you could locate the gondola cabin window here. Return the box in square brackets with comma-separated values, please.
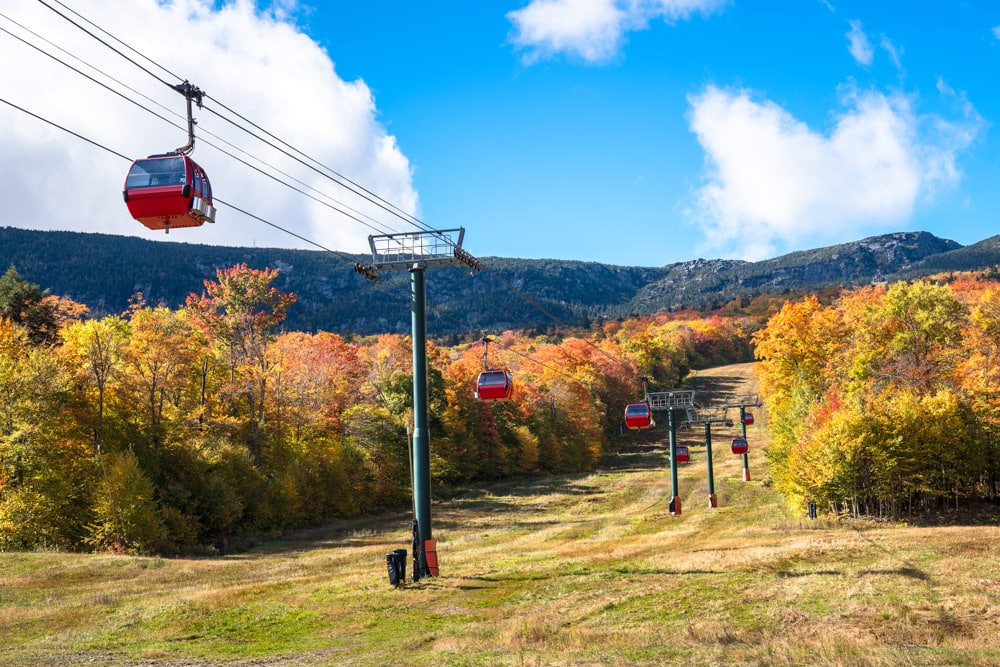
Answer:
[126, 156, 187, 188]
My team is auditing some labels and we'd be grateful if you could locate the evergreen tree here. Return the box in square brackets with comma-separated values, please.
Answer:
[0, 265, 58, 345]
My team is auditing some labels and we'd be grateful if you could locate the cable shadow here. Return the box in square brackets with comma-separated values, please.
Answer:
[858, 566, 930, 581]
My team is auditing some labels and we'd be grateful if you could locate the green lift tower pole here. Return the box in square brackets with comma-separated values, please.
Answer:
[410, 267, 431, 572]
[684, 407, 728, 509]
[668, 408, 679, 515]
[355, 228, 481, 578]
[724, 394, 761, 484]
[704, 421, 716, 507]
[740, 406, 750, 482]
[647, 390, 695, 517]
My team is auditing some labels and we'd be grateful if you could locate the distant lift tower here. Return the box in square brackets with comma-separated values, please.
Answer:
[647, 390, 696, 516]
[724, 394, 761, 482]
[684, 407, 732, 508]
[355, 228, 481, 577]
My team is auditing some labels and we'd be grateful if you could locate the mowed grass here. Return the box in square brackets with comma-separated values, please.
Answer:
[3, 363, 1000, 666]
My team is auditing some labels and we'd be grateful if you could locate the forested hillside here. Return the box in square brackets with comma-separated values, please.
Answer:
[4, 224, 1000, 556]
[2, 226, 997, 334]
[756, 277, 1000, 516]
[0, 263, 753, 554]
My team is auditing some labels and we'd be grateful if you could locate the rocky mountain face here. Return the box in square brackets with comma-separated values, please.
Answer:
[629, 231, 964, 312]
[0, 227, 994, 335]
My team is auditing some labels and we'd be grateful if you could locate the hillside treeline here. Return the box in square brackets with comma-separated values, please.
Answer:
[755, 277, 1000, 518]
[0, 264, 752, 554]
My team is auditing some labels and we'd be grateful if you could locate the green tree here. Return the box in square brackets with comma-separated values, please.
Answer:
[0, 265, 58, 345]
[86, 449, 167, 554]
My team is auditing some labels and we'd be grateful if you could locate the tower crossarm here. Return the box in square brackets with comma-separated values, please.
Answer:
[723, 394, 761, 410]
[648, 390, 695, 411]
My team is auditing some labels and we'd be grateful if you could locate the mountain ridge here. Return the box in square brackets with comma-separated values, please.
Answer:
[0, 226, 995, 334]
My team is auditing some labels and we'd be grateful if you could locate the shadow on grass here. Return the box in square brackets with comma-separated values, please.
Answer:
[684, 375, 745, 399]
[247, 371, 753, 559]
[859, 566, 931, 581]
[463, 567, 728, 583]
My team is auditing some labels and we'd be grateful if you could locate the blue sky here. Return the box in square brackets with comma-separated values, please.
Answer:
[1, 1, 997, 266]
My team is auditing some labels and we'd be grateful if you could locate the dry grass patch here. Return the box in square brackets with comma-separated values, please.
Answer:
[3, 364, 1000, 666]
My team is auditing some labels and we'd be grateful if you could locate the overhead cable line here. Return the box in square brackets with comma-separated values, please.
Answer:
[19, 1, 641, 381]
[201, 100, 432, 233]
[213, 197, 350, 257]
[428, 304, 590, 388]
[0, 96, 131, 161]
[0, 19, 401, 236]
[427, 275, 619, 391]
[195, 106, 401, 235]
[479, 266, 635, 374]
[36, 0, 181, 87]
[501, 345, 587, 386]
[200, 134, 397, 236]
[0, 9, 175, 118]
[0, 21, 181, 130]
[33, 0, 432, 237]
[0, 94, 357, 263]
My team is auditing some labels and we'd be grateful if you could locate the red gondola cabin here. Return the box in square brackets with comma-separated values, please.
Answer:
[624, 403, 654, 430]
[742, 413, 755, 426]
[731, 437, 748, 455]
[676, 445, 690, 463]
[476, 369, 513, 401]
[123, 154, 215, 231]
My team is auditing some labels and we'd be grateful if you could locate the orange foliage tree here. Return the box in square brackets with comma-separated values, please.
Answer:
[757, 280, 999, 517]
[0, 263, 760, 553]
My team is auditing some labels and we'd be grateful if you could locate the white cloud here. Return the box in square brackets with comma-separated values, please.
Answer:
[686, 85, 981, 260]
[507, 0, 728, 64]
[847, 20, 873, 66]
[0, 0, 417, 254]
[880, 35, 903, 72]
[993, 25, 1000, 40]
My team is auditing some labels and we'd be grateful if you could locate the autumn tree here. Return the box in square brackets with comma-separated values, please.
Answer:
[186, 264, 296, 465]
[121, 304, 201, 459]
[847, 281, 965, 393]
[957, 286, 1000, 498]
[85, 449, 167, 554]
[61, 316, 129, 450]
[0, 318, 93, 549]
[756, 282, 993, 517]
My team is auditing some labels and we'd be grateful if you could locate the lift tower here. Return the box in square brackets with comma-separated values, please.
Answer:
[355, 228, 481, 577]
[724, 394, 761, 482]
[647, 390, 696, 516]
[683, 407, 732, 508]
